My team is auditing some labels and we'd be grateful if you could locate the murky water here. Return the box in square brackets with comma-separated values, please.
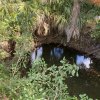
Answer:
[31, 44, 100, 99]
[31, 44, 93, 68]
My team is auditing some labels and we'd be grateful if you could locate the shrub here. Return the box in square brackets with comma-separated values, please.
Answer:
[0, 58, 94, 100]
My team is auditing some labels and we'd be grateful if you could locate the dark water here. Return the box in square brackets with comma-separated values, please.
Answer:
[31, 44, 100, 99]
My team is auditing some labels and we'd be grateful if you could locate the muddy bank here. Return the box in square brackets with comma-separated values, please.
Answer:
[0, 33, 100, 61]
[0, 23, 100, 60]
[33, 29, 100, 60]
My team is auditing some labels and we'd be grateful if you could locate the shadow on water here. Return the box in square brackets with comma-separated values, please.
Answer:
[31, 43, 100, 99]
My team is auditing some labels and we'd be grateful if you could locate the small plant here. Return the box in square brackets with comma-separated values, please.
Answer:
[0, 57, 94, 100]
[28, 58, 79, 100]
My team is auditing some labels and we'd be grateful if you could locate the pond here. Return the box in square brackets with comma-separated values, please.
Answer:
[31, 43, 100, 99]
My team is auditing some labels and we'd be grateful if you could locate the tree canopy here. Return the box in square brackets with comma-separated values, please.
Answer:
[0, 0, 100, 41]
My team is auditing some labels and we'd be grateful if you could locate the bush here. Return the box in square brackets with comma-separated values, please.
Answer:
[0, 58, 94, 100]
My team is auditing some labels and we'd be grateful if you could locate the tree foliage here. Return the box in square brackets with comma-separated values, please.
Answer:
[0, 0, 99, 99]
[0, 0, 99, 40]
[0, 58, 94, 100]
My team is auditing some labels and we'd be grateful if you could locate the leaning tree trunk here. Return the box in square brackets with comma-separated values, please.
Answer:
[65, 0, 80, 42]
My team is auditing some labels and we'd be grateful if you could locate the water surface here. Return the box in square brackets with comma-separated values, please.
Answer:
[31, 43, 100, 99]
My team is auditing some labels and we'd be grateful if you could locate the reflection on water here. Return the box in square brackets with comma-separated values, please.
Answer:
[76, 55, 92, 69]
[31, 45, 92, 69]
[31, 44, 100, 99]
[31, 47, 43, 61]
[50, 47, 63, 60]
